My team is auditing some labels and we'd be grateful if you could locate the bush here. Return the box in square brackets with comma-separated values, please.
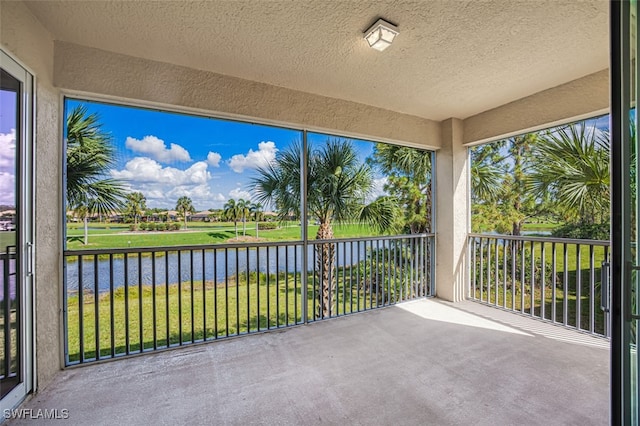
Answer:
[146, 222, 156, 231]
[155, 222, 166, 231]
[139, 222, 148, 231]
[551, 222, 609, 240]
[169, 222, 181, 231]
[258, 222, 278, 230]
[129, 224, 138, 231]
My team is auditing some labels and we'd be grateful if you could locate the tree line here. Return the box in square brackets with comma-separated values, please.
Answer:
[471, 122, 610, 239]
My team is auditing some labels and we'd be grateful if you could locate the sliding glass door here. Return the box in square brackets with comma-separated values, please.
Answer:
[0, 50, 34, 410]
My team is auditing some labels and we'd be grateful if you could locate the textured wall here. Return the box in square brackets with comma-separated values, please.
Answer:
[463, 69, 609, 145]
[54, 41, 441, 150]
[1, 1, 62, 391]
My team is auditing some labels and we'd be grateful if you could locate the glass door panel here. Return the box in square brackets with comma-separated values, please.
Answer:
[0, 50, 33, 410]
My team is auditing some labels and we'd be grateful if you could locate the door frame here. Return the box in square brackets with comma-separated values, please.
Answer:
[0, 48, 35, 411]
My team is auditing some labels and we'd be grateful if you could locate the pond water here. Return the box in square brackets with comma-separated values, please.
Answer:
[65, 242, 391, 293]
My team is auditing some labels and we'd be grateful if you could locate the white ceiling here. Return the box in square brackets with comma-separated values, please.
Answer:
[25, 0, 609, 121]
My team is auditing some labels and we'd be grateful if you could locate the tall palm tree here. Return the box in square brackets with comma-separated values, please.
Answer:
[175, 196, 195, 230]
[252, 138, 395, 318]
[66, 105, 126, 244]
[529, 123, 610, 225]
[470, 142, 504, 203]
[369, 143, 433, 233]
[236, 198, 251, 237]
[250, 202, 264, 238]
[125, 192, 146, 227]
[223, 199, 240, 239]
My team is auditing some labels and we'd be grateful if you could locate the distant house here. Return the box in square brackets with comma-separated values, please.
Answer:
[191, 210, 213, 222]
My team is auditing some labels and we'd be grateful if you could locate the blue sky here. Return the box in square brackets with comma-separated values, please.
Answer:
[65, 99, 381, 211]
[0, 90, 17, 206]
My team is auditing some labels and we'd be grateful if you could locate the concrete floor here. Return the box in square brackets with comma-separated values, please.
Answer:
[12, 299, 609, 425]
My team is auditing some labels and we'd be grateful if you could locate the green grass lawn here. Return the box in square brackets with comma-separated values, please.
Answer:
[521, 222, 560, 231]
[473, 278, 605, 335]
[65, 222, 382, 250]
[66, 264, 421, 362]
[471, 240, 608, 335]
[0, 231, 16, 252]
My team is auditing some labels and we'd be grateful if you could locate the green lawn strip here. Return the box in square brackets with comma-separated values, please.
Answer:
[66, 262, 420, 362]
[65, 223, 382, 250]
[476, 241, 607, 275]
[521, 222, 560, 231]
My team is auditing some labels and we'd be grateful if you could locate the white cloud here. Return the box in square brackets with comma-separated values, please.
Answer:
[110, 157, 224, 210]
[0, 172, 15, 205]
[0, 130, 16, 205]
[228, 141, 277, 173]
[125, 135, 191, 163]
[207, 151, 222, 167]
[367, 176, 389, 203]
[0, 129, 16, 174]
[229, 188, 252, 200]
[111, 157, 209, 185]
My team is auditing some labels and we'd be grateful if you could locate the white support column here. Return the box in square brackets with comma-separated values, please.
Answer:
[435, 118, 469, 302]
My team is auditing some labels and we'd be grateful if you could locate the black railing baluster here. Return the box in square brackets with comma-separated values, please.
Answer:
[256, 247, 261, 330]
[109, 253, 115, 358]
[225, 248, 229, 337]
[138, 253, 143, 352]
[123, 253, 129, 355]
[214, 248, 218, 339]
[93, 256, 99, 360]
[465, 234, 609, 339]
[63, 235, 437, 366]
[178, 250, 183, 345]
[190, 250, 195, 343]
[276, 246, 280, 326]
[203, 249, 207, 341]
[152, 252, 157, 350]
[165, 251, 170, 347]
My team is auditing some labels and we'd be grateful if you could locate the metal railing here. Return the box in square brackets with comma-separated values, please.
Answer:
[0, 246, 19, 392]
[64, 234, 434, 365]
[468, 233, 610, 338]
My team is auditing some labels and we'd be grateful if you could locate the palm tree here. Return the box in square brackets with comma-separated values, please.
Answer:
[470, 142, 504, 203]
[236, 199, 251, 237]
[223, 199, 240, 239]
[250, 202, 264, 238]
[125, 192, 146, 227]
[529, 123, 610, 225]
[252, 138, 395, 318]
[66, 105, 126, 244]
[369, 143, 433, 233]
[175, 196, 195, 230]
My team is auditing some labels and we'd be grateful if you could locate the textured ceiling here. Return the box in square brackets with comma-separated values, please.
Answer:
[25, 0, 609, 121]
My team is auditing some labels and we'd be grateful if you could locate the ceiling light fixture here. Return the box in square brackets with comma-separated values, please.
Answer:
[364, 18, 399, 52]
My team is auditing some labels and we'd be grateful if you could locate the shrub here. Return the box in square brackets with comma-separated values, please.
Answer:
[139, 222, 148, 231]
[258, 222, 278, 230]
[551, 221, 609, 240]
[156, 222, 166, 231]
[169, 222, 181, 231]
[129, 224, 138, 231]
[146, 222, 156, 231]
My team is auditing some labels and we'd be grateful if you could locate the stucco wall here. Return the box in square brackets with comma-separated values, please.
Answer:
[1, 1, 62, 391]
[462, 69, 609, 145]
[53, 41, 441, 150]
[435, 118, 467, 302]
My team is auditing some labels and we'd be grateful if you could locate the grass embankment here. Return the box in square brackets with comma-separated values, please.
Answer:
[66, 222, 379, 250]
[66, 267, 412, 362]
